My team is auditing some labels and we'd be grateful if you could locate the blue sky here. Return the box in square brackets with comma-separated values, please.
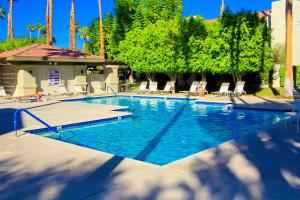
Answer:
[0, 0, 276, 48]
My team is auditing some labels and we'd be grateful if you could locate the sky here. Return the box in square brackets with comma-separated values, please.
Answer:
[0, 0, 277, 49]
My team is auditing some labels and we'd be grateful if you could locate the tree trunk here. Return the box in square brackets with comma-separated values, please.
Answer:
[284, 0, 294, 97]
[98, 0, 105, 58]
[69, 0, 76, 51]
[129, 69, 134, 84]
[38, 30, 40, 38]
[46, 0, 53, 45]
[233, 74, 242, 84]
[145, 73, 155, 83]
[201, 73, 206, 82]
[167, 73, 178, 93]
[82, 41, 86, 53]
[29, 31, 32, 38]
[7, 0, 13, 40]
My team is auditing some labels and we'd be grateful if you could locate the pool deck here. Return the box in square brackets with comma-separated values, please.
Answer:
[0, 94, 299, 200]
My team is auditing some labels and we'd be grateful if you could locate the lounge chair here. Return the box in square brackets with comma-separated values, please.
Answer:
[0, 86, 7, 97]
[75, 85, 88, 95]
[137, 81, 148, 94]
[285, 99, 300, 133]
[59, 86, 73, 96]
[211, 82, 230, 96]
[179, 81, 199, 96]
[228, 81, 246, 96]
[201, 81, 209, 95]
[16, 94, 42, 103]
[160, 81, 175, 94]
[148, 82, 158, 94]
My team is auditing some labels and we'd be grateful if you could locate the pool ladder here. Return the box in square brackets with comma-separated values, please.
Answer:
[107, 85, 118, 97]
[14, 108, 58, 137]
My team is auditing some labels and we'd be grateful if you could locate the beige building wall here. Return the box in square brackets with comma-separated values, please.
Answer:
[271, 0, 300, 65]
[28, 64, 87, 94]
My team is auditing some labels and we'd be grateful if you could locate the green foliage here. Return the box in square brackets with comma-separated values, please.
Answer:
[119, 19, 186, 79]
[0, 37, 46, 52]
[280, 65, 300, 88]
[0, 6, 6, 19]
[272, 43, 286, 65]
[220, 11, 272, 78]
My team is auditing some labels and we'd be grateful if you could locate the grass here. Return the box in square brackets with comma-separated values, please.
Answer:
[254, 87, 285, 98]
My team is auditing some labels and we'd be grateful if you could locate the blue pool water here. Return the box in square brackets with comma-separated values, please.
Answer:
[35, 96, 284, 165]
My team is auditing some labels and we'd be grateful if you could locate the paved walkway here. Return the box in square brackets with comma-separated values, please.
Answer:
[0, 95, 299, 200]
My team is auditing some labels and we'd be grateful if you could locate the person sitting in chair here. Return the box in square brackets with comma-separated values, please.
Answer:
[198, 82, 205, 97]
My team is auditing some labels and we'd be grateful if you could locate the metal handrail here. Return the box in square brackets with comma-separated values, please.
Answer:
[14, 108, 58, 137]
[107, 85, 117, 96]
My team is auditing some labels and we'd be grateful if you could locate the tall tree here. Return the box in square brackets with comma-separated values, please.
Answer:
[284, 0, 294, 97]
[26, 23, 36, 38]
[36, 23, 46, 38]
[0, 6, 6, 19]
[69, 0, 76, 50]
[98, 0, 105, 57]
[7, 0, 17, 40]
[220, 0, 225, 17]
[78, 26, 90, 53]
[46, 0, 53, 45]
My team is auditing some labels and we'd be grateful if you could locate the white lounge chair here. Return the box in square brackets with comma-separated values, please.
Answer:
[75, 85, 88, 95]
[179, 81, 199, 95]
[211, 82, 230, 96]
[0, 86, 7, 97]
[137, 81, 148, 94]
[148, 82, 158, 94]
[201, 81, 209, 95]
[59, 86, 73, 96]
[285, 100, 300, 133]
[228, 81, 246, 96]
[160, 81, 175, 94]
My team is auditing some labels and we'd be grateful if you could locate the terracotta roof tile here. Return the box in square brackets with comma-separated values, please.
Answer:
[0, 44, 104, 60]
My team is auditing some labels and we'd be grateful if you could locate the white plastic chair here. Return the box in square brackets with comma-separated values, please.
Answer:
[229, 81, 246, 96]
[160, 81, 175, 94]
[148, 82, 158, 94]
[75, 85, 88, 95]
[211, 83, 230, 96]
[138, 81, 148, 94]
[59, 86, 73, 96]
[179, 81, 199, 95]
[0, 86, 7, 97]
[285, 100, 300, 133]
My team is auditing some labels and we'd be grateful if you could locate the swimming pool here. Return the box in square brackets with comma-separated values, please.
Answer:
[34, 96, 284, 165]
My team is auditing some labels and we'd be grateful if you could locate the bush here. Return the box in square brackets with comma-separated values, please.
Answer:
[280, 65, 300, 88]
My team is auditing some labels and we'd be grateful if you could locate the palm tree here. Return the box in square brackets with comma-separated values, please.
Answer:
[78, 27, 90, 53]
[0, 6, 7, 19]
[69, 0, 76, 50]
[284, 0, 294, 97]
[26, 23, 36, 38]
[220, 0, 225, 17]
[46, 0, 53, 45]
[98, 0, 105, 57]
[7, 0, 18, 40]
[36, 23, 46, 38]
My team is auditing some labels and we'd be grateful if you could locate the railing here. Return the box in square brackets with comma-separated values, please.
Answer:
[14, 108, 58, 137]
[107, 85, 118, 96]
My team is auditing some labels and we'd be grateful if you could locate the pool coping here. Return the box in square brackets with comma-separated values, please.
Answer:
[26, 114, 132, 133]
[61, 94, 291, 112]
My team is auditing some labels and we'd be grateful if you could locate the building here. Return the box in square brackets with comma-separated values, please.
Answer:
[271, 0, 300, 66]
[0, 44, 119, 96]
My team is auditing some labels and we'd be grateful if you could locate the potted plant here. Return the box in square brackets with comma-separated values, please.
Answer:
[271, 43, 286, 88]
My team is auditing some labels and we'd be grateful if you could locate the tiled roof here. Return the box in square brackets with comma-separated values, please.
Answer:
[0, 44, 104, 61]
[257, 10, 272, 18]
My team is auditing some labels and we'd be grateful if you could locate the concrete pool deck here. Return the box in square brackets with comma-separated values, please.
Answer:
[0, 95, 299, 200]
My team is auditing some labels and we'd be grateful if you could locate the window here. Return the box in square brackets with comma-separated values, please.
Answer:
[48, 69, 60, 85]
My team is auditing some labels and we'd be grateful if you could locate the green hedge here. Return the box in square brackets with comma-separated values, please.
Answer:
[280, 65, 300, 88]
